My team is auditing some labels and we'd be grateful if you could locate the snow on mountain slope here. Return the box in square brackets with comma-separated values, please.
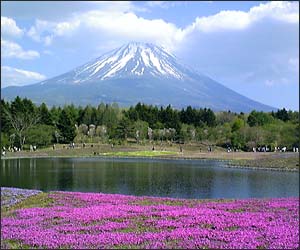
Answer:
[39, 42, 194, 86]
[3, 42, 276, 112]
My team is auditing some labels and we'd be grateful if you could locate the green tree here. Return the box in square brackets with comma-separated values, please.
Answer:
[214, 123, 232, 146]
[64, 104, 79, 124]
[57, 110, 76, 143]
[215, 111, 236, 125]
[1, 99, 11, 133]
[38, 103, 52, 125]
[247, 111, 273, 127]
[26, 125, 55, 147]
[96, 103, 106, 124]
[116, 117, 131, 140]
[278, 122, 298, 148]
[202, 108, 216, 127]
[4, 97, 40, 149]
[82, 105, 94, 125]
[102, 104, 120, 136]
[50, 106, 61, 127]
[275, 108, 289, 122]
[231, 118, 245, 132]
[132, 120, 149, 142]
[1, 132, 9, 148]
[287, 110, 299, 123]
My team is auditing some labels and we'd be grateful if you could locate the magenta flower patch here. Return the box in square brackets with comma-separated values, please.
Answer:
[1, 190, 299, 249]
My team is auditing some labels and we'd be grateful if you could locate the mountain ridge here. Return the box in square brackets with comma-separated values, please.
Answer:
[2, 42, 276, 112]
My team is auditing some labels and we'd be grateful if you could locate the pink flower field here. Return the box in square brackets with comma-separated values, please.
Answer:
[1, 190, 299, 249]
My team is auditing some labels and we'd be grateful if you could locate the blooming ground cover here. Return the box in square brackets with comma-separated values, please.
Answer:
[1, 188, 299, 249]
[1, 187, 42, 208]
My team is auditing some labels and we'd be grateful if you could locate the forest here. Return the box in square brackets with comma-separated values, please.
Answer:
[1, 96, 299, 151]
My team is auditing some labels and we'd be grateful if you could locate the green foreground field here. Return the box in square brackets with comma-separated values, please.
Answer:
[2, 143, 299, 171]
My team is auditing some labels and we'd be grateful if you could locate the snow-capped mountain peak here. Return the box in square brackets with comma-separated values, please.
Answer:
[66, 42, 190, 83]
[4, 41, 275, 112]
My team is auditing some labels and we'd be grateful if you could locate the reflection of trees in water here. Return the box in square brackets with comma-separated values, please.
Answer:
[57, 162, 74, 191]
[1, 159, 298, 198]
[101, 161, 216, 199]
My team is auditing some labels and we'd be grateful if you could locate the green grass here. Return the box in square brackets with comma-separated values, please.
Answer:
[228, 156, 299, 170]
[1, 239, 34, 249]
[100, 150, 178, 157]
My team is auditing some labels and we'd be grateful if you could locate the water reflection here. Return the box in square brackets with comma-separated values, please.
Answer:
[1, 157, 299, 199]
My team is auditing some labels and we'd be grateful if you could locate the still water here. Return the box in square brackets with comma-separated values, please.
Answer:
[1, 157, 298, 199]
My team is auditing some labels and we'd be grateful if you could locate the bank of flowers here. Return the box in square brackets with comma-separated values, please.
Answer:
[1, 189, 299, 249]
[1, 187, 42, 208]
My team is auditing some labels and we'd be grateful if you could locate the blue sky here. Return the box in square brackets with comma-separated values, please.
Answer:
[1, 1, 299, 110]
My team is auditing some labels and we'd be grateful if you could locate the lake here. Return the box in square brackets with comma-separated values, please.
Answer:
[1, 157, 298, 199]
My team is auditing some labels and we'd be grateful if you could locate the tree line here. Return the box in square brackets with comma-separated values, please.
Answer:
[1, 97, 299, 151]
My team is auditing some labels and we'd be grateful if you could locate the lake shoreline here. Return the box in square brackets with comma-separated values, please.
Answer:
[2, 151, 299, 172]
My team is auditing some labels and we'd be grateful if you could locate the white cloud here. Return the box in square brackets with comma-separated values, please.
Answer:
[192, 10, 250, 32]
[250, 1, 299, 24]
[1, 66, 46, 88]
[27, 19, 80, 46]
[26, 10, 184, 51]
[54, 20, 80, 36]
[80, 10, 184, 50]
[27, 19, 55, 45]
[1, 16, 24, 38]
[185, 1, 298, 34]
[1, 39, 40, 59]
[26, 1, 298, 52]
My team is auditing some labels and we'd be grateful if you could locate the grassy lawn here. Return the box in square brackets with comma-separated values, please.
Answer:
[100, 150, 178, 157]
[228, 154, 299, 170]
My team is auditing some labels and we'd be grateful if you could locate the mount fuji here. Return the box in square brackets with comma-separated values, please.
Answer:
[2, 42, 274, 112]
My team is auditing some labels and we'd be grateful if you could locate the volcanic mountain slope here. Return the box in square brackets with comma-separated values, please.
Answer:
[2, 42, 275, 112]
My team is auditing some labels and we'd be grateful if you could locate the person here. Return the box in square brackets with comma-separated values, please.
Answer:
[53, 144, 56, 150]
[180, 145, 183, 153]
